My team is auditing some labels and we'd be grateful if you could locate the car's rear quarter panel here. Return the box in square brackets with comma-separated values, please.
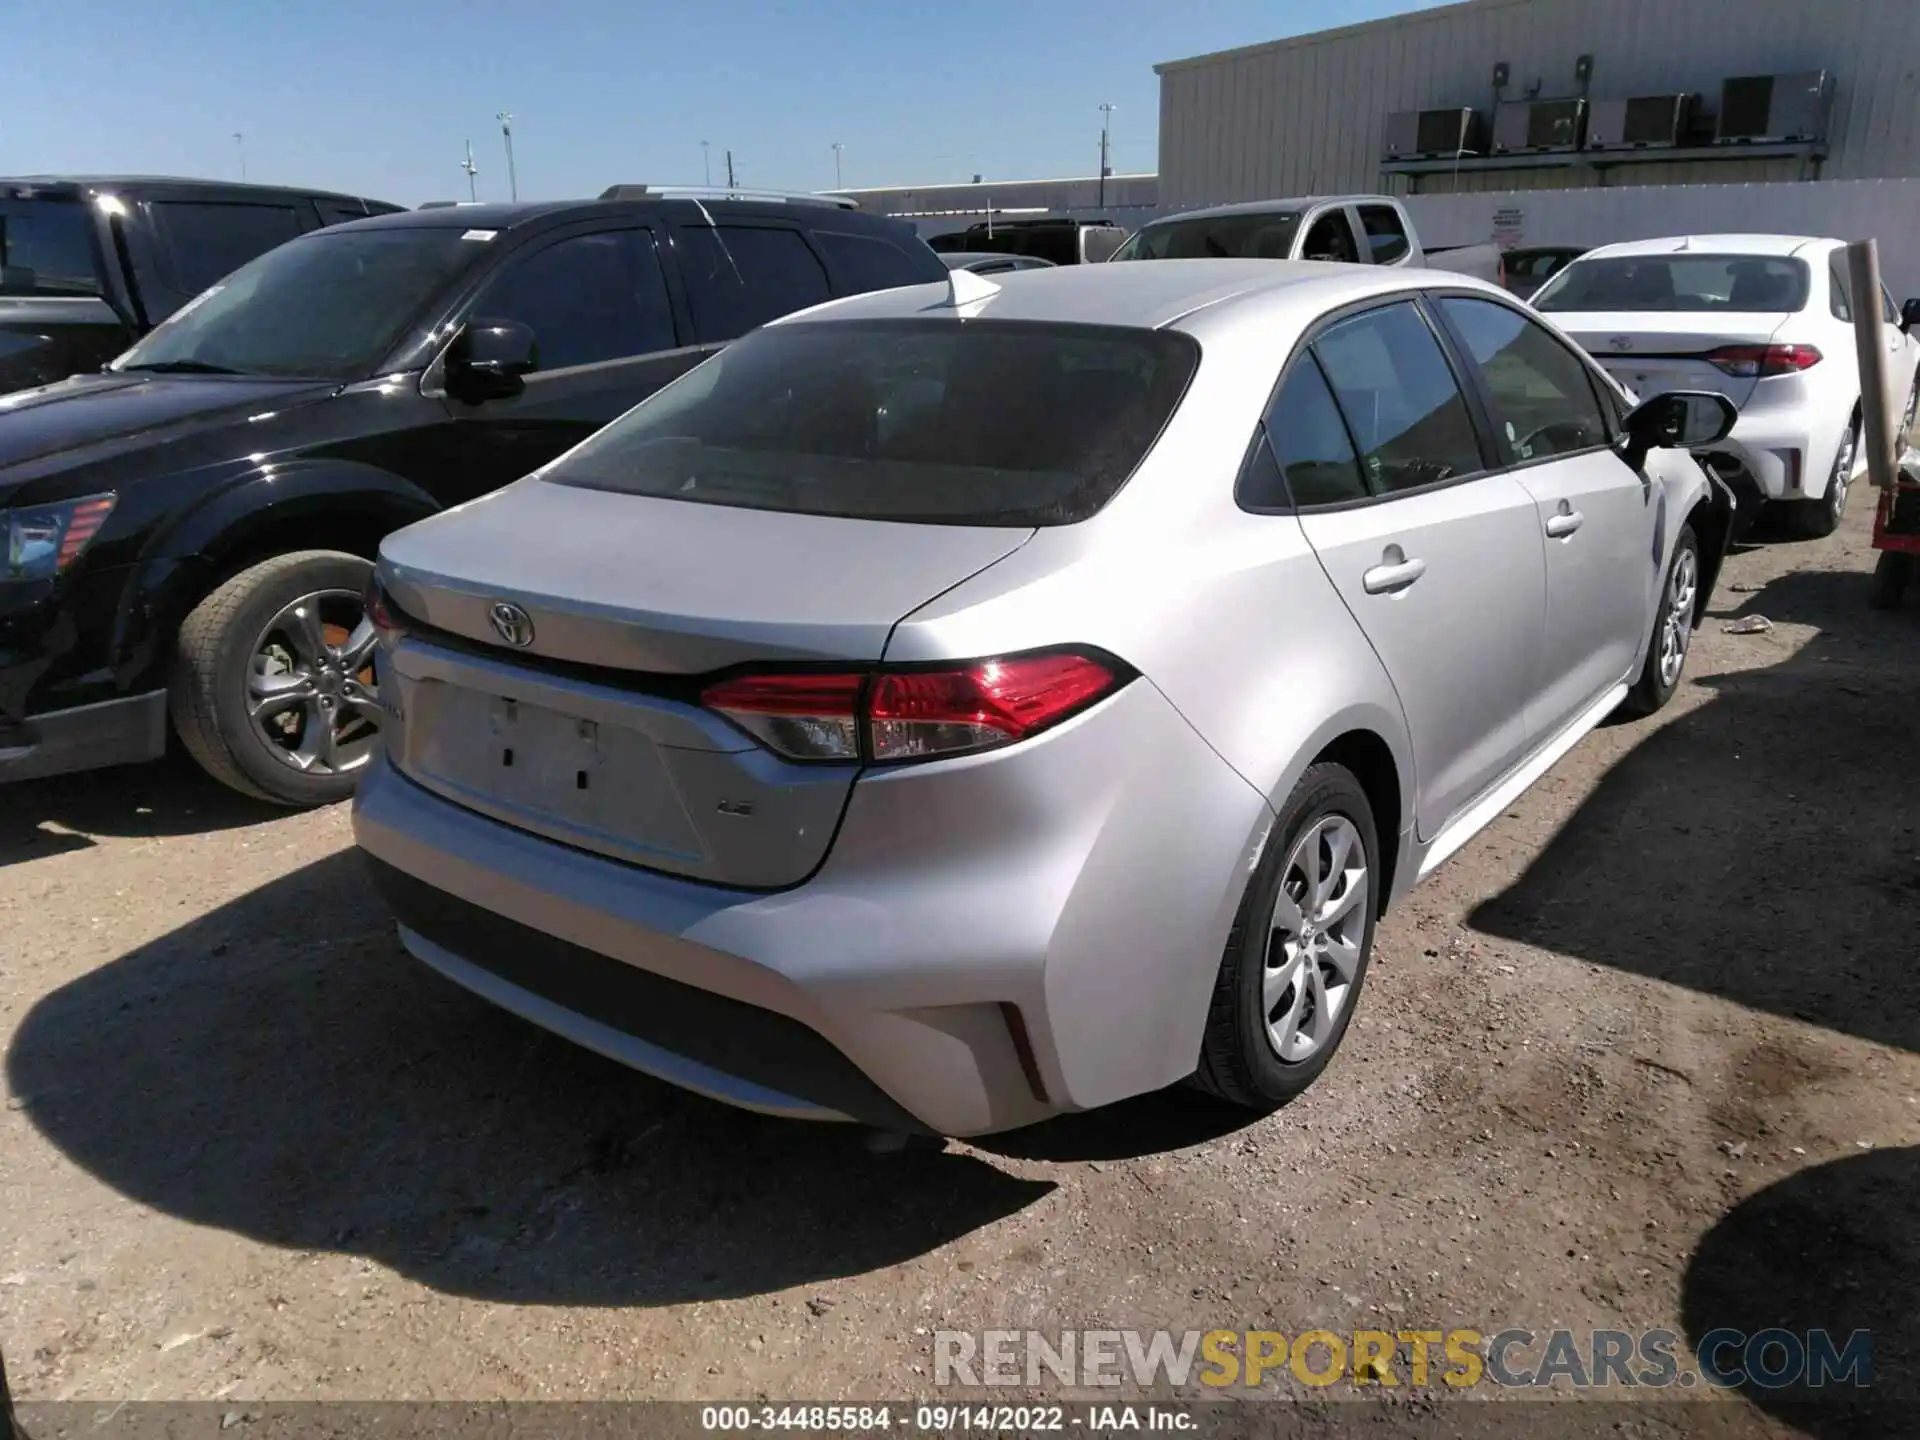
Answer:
[883, 315, 1419, 1107]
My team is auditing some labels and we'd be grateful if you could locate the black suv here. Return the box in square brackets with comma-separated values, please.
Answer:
[0, 189, 945, 804]
[1, 175, 402, 394]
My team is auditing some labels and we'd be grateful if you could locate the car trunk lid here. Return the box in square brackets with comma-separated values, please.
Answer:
[1553, 312, 1793, 409]
[378, 477, 1033, 887]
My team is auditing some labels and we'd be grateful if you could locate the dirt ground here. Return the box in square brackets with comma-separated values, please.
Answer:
[2, 497, 1916, 1435]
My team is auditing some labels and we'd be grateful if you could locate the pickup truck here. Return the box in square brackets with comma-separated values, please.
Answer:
[1109, 194, 1504, 285]
[0, 176, 401, 394]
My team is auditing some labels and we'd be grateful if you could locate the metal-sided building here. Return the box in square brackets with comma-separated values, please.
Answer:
[829, 173, 1160, 236]
[1155, 0, 1920, 209]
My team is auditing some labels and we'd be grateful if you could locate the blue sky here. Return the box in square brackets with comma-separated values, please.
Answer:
[9, 0, 1442, 205]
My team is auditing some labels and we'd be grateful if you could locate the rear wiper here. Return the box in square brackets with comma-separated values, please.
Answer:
[118, 360, 244, 375]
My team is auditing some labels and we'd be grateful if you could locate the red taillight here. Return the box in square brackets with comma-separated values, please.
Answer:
[697, 671, 866, 761]
[1705, 343, 1822, 378]
[363, 578, 407, 642]
[699, 651, 1124, 765]
[55, 495, 116, 570]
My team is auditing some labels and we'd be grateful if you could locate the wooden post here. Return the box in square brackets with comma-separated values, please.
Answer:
[1845, 239, 1898, 491]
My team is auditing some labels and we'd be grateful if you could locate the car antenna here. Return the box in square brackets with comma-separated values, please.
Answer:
[941, 267, 1000, 310]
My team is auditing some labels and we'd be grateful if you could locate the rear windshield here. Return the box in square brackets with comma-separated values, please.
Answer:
[1111, 212, 1300, 262]
[539, 318, 1200, 526]
[0, 198, 104, 297]
[112, 226, 488, 380]
[1533, 254, 1810, 313]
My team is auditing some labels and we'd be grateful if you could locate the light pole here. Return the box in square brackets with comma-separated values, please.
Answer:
[497, 112, 517, 201]
[1098, 102, 1116, 209]
[831, 142, 844, 190]
[461, 140, 479, 202]
[233, 132, 246, 182]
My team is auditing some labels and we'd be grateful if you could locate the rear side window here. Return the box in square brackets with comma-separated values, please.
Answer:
[152, 201, 305, 294]
[0, 199, 102, 297]
[1829, 262, 1853, 322]
[1254, 356, 1368, 507]
[1356, 206, 1410, 265]
[1438, 297, 1610, 461]
[677, 225, 831, 341]
[1311, 302, 1484, 493]
[472, 229, 676, 370]
[812, 230, 936, 294]
[539, 318, 1199, 526]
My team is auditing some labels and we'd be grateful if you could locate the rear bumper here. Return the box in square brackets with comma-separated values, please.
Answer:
[0, 689, 167, 784]
[352, 677, 1270, 1137]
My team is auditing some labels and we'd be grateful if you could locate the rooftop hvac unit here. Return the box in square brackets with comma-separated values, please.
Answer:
[1585, 93, 1697, 150]
[1715, 71, 1833, 143]
[1492, 98, 1588, 154]
[1383, 107, 1483, 160]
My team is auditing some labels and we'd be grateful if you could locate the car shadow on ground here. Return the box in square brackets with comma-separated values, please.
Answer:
[1470, 566, 1920, 1055]
[978, 1088, 1254, 1163]
[5, 849, 1053, 1306]
[1, 752, 279, 867]
[1682, 1145, 1916, 1437]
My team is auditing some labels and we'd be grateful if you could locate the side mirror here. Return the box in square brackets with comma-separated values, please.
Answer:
[1620, 390, 1738, 467]
[445, 318, 538, 402]
[1902, 298, 1920, 333]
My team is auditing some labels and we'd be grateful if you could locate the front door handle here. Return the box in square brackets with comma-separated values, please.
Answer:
[1546, 508, 1585, 538]
[1362, 549, 1426, 594]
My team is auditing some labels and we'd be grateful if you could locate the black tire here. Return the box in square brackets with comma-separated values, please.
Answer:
[169, 550, 375, 807]
[1869, 551, 1914, 611]
[1191, 762, 1379, 1111]
[1789, 416, 1858, 540]
[0, 1344, 21, 1440]
[1619, 524, 1700, 720]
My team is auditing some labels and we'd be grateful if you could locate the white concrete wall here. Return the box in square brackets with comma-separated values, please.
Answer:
[1403, 177, 1920, 298]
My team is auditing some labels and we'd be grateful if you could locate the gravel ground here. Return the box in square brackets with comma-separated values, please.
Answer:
[2, 499, 1916, 1436]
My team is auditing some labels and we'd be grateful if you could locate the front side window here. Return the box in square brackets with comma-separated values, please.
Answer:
[1534, 254, 1811, 314]
[470, 229, 675, 370]
[113, 226, 488, 380]
[152, 201, 306, 294]
[1310, 302, 1484, 493]
[1256, 355, 1368, 506]
[1301, 212, 1360, 264]
[538, 319, 1198, 527]
[677, 224, 831, 341]
[1438, 296, 1611, 462]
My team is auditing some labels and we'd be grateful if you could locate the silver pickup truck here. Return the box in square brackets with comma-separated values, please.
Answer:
[1109, 193, 1504, 286]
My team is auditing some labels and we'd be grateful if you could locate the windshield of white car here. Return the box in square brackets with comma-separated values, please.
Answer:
[1111, 213, 1301, 261]
[113, 227, 488, 380]
[1533, 254, 1811, 314]
[538, 318, 1200, 526]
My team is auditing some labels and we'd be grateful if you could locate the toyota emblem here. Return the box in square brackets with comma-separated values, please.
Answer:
[1607, 335, 1634, 352]
[487, 601, 535, 648]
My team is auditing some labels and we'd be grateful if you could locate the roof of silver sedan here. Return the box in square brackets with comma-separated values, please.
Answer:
[779, 257, 1473, 332]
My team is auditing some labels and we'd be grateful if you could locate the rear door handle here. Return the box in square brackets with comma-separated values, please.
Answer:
[1546, 509, 1585, 538]
[1361, 555, 1426, 594]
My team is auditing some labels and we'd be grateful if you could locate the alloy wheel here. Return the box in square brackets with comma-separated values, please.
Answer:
[1658, 546, 1698, 689]
[1263, 814, 1368, 1064]
[245, 589, 382, 777]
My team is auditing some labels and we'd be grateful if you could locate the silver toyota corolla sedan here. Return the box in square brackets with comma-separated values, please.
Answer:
[353, 259, 1737, 1137]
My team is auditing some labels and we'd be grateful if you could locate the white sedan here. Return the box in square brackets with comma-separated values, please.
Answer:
[1532, 234, 1920, 537]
